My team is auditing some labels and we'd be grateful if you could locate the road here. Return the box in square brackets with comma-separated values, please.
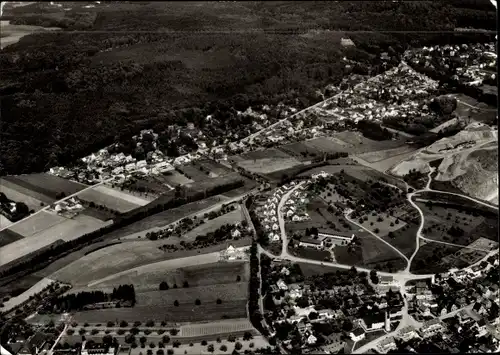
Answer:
[48, 322, 69, 355]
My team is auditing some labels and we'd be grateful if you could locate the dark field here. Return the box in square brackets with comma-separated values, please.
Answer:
[0, 228, 24, 248]
[2, 174, 87, 201]
[410, 242, 463, 274]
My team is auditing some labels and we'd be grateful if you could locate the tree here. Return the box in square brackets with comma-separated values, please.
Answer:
[174, 300, 179, 307]
[220, 345, 228, 352]
[216, 298, 222, 304]
[183, 281, 189, 288]
[170, 329, 179, 336]
[162, 335, 170, 344]
[235, 342, 243, 351]
[201, 340, 208, 346]
[157, 350, 164, 355]
[120, 321, 128, 328]
[208, 344, 214, 353]
[159, 282, 169, 290]
[236, 275, 241, 282]
[243, 332, 253, 341]
[195, 299, 201, 305]
[146, 320, 155, 327]
[140, 337, 147, 344]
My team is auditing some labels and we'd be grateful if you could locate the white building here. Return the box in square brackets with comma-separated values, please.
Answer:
[349, 328, 365, 342]
[277, 279, 288, 291]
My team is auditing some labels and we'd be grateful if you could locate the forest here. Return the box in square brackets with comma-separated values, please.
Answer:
[0, 1, 496, 175]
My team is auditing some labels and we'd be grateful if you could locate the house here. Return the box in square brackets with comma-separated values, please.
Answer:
[349, 328, 365, 342]
[456, 310, 473, 325]
[378, 337, 396, 353]
[81, 341, 116, 355]
[379, 276, 397, 286]
[288, 284, 303, 299]
[389, 306, 403, 318]
[306, 334, 317, 345]
[299, 236, 324, 249]
[340, 38, 355, 47]
[317, 309, 335, 320]
[272, 223, 279, 231]
[359, 313, 385, 331]
[317, 231, 355, 245]
[231, 229, 241, 238]
[281, 267, 290, 276]
[474, 319, 488, 338]
[419, 318, 443, 338]
[277, 279, 288, 291]
[398, 326, 419, 342]
[472, 302, 487, 316]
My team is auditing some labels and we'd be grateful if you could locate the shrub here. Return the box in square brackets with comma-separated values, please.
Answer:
[195, 299, 201, 305]
[174, 300, 179, 307]
[157, 350, 164, 355]
[162, 335, 170, 344]
[146, 320, 155, 327]
[235, 342, 243, 351]
[201, 340, 207, 346]
[173, 341, 181, 348]
[84, 323, 90, 327]
[120, 321, 128, 328]
[167, 350, 174, 355]
[170, 329, 179, 336]
[117, 329, 125, 335]
[134, 321, 142, 327]
[144, 330, 152, 335]
[150, 343, 155, 348]
[216, 298, 222, 304]
[220, 345, 228, 352]
[208, 344, 214, 353]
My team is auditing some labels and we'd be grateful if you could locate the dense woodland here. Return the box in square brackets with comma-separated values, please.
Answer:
[0, 1, 496, 175]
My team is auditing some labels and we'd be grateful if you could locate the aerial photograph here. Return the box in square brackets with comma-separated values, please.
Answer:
[0, 1, 498, 354]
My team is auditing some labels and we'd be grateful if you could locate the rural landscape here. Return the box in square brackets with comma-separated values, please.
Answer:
[0, 1, 498, 355]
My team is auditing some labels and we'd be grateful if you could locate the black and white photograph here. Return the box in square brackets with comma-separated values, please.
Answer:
[0, 1, 498, 354]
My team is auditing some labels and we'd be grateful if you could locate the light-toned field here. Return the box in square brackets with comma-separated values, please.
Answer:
[333, 132, 404, 154]
[357, 145, 417, 163]
[0, 215, 14, 229]
[9, 211, 68, 237]
[303, 136, 348, 153]
[179, 318, 253, 337]
[390, 158, 431, 177]
[0, 213, 112, 267]
[0, 183, 44, 212]
[0, 277, 54, 312]
[77, 185, 148, 213]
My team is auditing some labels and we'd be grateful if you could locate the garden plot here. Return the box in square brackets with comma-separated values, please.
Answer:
[77, 185, 149, 213]
[3, 173, 87, 199]
[9, 211, 69, 237]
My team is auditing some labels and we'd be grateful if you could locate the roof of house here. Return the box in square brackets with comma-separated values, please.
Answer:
[300, 236, 323, 245]
[379, 275, 394, 282]
[363, 313, 385, 326]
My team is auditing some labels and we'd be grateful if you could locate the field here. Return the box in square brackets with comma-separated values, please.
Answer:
[0, 277, 54, 313]
[417, 202, 488, 245]
[333, 132, 405, 154]
[0, 181, 45, 212]
[77, 185, 150, 213]
[2, 173, 87, 200]
[410, 242, 463, 274]
[0, 228, 24, 248]
[231, 148, 303, 174]
[296, 262, 345, 278]
[181, 208, 243, 242]
[103, 195, 224, 240]
[179, 318, 254, 337]
[358, 212, 407, 237]
[0, 213, 112, 268]
[278, 141, 324, 161]
[194, 159, 233, 177]
[160, 170, 194, 186]
[381, 221, 418, 258]
[185, 173, 244, 194]
[356, 145, 417, 163]
[70, 261, 249, 323]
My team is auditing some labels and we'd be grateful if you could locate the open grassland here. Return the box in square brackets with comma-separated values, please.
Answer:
[356, 145, 417, 163]
[2, 173, 87, 200]
[278, 141, 324, 162]
[185, 173, 243, 194]
[303, 136, 348, 154]
[296, 262, 346, 278]
[0, 182, 45, 212]
[232, 148, 302, 174]
[77, 185, 149, 213]
[0, 236, 65, 269]
[381, 221, 418, 258]
[176, 164, 211, 182]
[333, 132, 405, 154]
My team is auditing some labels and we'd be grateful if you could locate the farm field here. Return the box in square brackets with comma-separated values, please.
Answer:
[103, 195, 224, 240]
[0, 182, 45, 212]
[71, 261, 249, 323]
[160, 170, 194, 186]
[296, 262, 345, 278]
[0, 228, 24, 248]
[278, 141, 324, 161]
[333, 132, 405, 154]
[0, 177, 55, 205]
[185, 173, 244, 194]
[194, 159, 233, 177]
[176, 164, 210, 182]
[2, 173, 87, 200]
[355, 145, 417, 163]
[0, 213, 112, 268]
[179, 318, 253, 337]
[181, 208, 243, 241]
[77, 185, 149, 213]
[303, 136, 348, 154]
[231, 148, 302, 174]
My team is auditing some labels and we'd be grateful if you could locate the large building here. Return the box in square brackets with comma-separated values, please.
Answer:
[299, 236, 324, 249]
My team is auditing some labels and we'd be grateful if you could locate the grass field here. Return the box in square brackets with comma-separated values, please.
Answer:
[181, 208, 243, 242]
[77, 185, 149, 213]
[0, 182, 45, 212]
[176, 164, 210, 182]
[358, 212, 407, 237]
[160, 170, 194, 186]
[382, 221, 418, 258]
[297, 262, 345, 278]
[185, 173, 244, 194]
[303, 136, 348, 154]
[103, 196, 223, 240]
[356, 145, 417, 163]
[0, 228, 24, 248]
[410, 242, 463, 274]
[333, 132, 405, 154]
[278, 141, 324, 161]
[232, 148, 302, 174]
[70, 261, 249, 323]
[0, 212, 112, 268]
[194, 159, 232, 177]
[2, 173, 87, 200]
[0, 177, 55, 205]
[418, 202, 486, 245]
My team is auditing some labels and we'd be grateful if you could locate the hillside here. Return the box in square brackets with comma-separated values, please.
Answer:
[0, 1, 496, 176]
